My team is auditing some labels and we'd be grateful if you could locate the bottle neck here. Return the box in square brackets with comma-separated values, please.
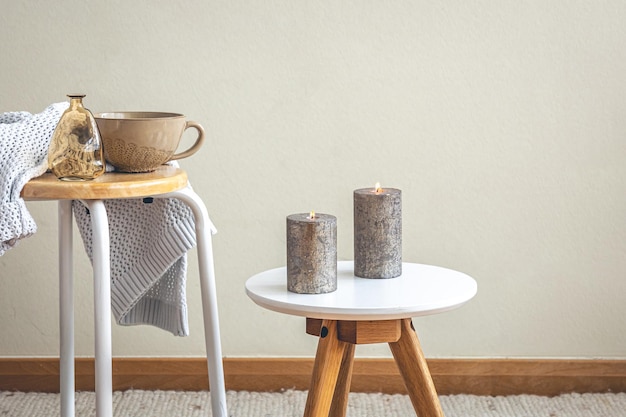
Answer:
[67, 95, 85, 109]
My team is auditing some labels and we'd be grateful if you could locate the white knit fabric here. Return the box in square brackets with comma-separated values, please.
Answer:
[0, 103, 195, 336]
[72, 195, 196, 336]
[0, 102, 68, 255]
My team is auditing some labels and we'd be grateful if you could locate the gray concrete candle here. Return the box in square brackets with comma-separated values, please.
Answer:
[287, 212, 337, 294]
[354, 185, 402, 278]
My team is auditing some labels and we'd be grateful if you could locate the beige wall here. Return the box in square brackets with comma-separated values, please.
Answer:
[1, 1, 625, 359]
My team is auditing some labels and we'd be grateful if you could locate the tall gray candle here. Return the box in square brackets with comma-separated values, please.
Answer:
[354, 184, 402, 278]
[287, 212, 337, 294]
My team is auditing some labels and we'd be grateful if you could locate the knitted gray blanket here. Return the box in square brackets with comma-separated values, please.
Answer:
[0, 102, 194, 336]
[0, 102, 67, 255]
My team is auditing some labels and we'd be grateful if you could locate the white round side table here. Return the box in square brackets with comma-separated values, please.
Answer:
[245, 261, 477, 417]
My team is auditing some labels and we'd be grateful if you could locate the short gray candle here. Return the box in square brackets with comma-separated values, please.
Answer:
[287, 212, 337, 294]
[354, 185, 402, 279]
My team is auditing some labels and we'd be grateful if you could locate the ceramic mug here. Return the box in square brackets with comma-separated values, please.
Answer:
[94, 112, 205, 173]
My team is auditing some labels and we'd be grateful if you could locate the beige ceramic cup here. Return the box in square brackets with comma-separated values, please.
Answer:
[94, 112, 205, 173]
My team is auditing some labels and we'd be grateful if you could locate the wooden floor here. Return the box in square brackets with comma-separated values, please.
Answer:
[1, 358, 625, 396]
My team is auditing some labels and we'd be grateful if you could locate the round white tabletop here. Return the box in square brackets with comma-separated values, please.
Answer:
[245, 261, 477, 321]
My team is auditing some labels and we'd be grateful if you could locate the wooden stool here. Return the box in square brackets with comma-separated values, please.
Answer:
[22, 166, 227, 417]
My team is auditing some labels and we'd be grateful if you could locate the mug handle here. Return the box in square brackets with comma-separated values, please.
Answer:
[170, 121, 205, 161]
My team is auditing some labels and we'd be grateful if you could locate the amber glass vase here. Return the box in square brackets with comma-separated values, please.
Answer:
[48, 95, 105, 181]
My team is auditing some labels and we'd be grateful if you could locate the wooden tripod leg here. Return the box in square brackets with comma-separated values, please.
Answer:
[388, 319, 444, 417]
[303, 320, 351, 417]
[329, 342, 355, 417]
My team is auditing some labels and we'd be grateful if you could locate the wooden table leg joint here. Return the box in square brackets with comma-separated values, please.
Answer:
[306, 318, 401, 344]
[304, 318, 445, 417]
[320, 326, 329, 338]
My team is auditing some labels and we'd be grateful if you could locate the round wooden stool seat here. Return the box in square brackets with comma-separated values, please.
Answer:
[21, 165, 188, 201]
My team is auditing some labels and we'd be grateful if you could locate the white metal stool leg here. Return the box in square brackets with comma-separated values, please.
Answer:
[84, 200, 113, 417]
[164, 187, 228, 417]
[59, 200, 74, 417]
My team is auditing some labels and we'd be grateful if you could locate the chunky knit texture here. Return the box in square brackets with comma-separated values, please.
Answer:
[1, 103, 195, 336]
[0, 102, 68, 255]
[73, 196, 196, 336]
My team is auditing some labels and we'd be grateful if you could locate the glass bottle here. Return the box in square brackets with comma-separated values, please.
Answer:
[48, 94, 105, 181]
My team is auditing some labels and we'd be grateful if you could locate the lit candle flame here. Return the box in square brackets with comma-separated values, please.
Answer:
[308, 210, 316, 220]
[374, 182, 383, 194]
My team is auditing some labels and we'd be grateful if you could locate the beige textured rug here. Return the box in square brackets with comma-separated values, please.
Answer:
[1, 390, 625, 416]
